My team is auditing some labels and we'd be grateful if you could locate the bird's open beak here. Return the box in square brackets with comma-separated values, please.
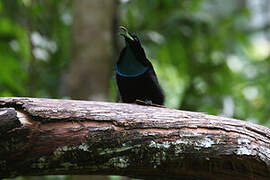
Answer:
[119, 26, 134, 41]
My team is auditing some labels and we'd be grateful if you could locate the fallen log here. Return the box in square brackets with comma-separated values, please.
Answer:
[0, 97, 269, 180]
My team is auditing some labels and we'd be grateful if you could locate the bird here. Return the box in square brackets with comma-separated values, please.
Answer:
[115, 27, 165, 105]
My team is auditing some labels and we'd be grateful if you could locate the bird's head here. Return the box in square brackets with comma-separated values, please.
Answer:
[119, 26, 136, 43]
[118, 27, 149, 70]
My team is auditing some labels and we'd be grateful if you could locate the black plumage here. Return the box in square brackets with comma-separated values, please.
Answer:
[115, 27, 164, 105]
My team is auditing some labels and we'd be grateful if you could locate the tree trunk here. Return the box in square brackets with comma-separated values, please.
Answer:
[61, 0, 118, 101]
[0, 97, 270, 180]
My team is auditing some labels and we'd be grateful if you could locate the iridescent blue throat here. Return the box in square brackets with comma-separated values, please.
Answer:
[115, 65, 149, 77]
[116, 44, 149, 77]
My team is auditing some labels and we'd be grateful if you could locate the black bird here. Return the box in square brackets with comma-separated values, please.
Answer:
[115, 27, 165, 105]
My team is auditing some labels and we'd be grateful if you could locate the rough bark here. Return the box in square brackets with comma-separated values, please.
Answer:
[0, 97, 270, 180]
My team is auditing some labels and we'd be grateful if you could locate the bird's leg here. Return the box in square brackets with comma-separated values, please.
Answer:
[135, 99, 166, 108]
[135, 99, 151, 105]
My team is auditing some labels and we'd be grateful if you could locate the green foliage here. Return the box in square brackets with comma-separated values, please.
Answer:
[0, 0, 270, 131]
[120, 0, 270, 126]
[0, 0, 71, 97]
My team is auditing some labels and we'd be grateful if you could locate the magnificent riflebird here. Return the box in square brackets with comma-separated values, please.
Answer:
[115, 27, 164, 105]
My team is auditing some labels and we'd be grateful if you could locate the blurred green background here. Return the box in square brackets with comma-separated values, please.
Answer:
[1, 0, 270, 179]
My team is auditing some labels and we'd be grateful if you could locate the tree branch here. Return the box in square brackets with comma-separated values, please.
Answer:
[0, 97, 270, 179]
